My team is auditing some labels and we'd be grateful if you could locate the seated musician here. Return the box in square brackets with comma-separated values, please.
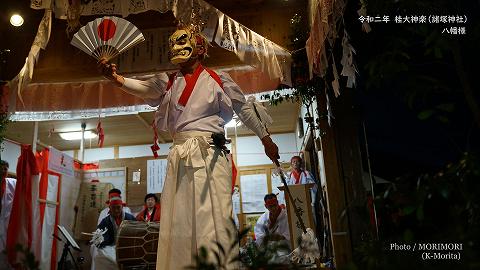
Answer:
[136, 193, 161, 222]
[91, 195, 135, 270]
[254, 193, 291, 264]
[97, 188, 132, 225]
[254, 193, 290, 248]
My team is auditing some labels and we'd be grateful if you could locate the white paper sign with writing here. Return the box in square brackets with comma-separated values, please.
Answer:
[48, 147, 74, 177]
[240, 174, 268, 213]
[147, 159, 168, 193]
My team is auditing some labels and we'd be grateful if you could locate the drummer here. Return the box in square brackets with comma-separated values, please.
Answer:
[93, 195, 135, 269]
[97, 188, 132, 225]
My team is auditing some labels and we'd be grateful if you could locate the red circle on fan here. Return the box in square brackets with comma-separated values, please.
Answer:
[97, 19, 116, 41]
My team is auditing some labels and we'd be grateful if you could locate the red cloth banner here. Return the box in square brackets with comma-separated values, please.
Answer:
[231, 157, 237, 194]
[6, 145, 39, 267]
[74, 161, 100, 170]
[151, 121, 160, 158]
[36, 148, 62, 270]
[97, 121, 104, 148]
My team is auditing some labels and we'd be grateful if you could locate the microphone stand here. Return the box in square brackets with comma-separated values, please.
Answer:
[54, 234, 80, 270]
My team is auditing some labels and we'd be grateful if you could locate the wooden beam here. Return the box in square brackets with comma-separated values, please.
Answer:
[36, 140, 49, 149]
[38, 198, 59, 206]
[32, 121, 38, 153]
[135, 114, 151, 130]
[114, 145, 119, 159]
[135, 114, 165, 143]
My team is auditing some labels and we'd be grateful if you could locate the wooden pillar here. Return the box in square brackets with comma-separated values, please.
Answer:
[32, 121, 38, 153]
[333, 88, 370, 246]
[114, 145, 120, 159]
[79, 123, 86, 162]
[315, 91, 352, 267]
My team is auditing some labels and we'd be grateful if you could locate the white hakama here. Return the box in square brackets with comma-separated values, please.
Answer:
[157, 131, 237, 270]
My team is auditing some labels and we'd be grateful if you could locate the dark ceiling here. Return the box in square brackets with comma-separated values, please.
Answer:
[0, 0, 307, 82]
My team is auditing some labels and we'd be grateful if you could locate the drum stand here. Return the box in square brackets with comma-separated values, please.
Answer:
[54, 234, 80, 270]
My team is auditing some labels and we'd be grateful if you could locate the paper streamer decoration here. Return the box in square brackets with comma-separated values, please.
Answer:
[340, 31, 358, 88]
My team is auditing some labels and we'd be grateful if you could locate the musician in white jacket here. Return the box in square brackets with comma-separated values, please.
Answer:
[286, 156, 315, 185]
[0, 160, 16, 270]
[254, 193, 290, 248]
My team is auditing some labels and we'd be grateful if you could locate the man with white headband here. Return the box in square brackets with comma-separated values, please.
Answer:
[98, 25, 280, 269]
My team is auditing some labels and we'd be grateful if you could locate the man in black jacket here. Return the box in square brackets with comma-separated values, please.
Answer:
[93, 196, 135, 269]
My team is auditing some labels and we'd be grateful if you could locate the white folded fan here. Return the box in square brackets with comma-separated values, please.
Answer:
[70, 16, 145, 61]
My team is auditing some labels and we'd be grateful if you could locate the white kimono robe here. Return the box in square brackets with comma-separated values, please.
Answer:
[286, 170, 315, 185]
[122, 66, 268, 269]
[0, 178, 17, 269]
[254, 208, 290, 248]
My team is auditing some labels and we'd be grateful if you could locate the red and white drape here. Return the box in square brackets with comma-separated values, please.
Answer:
[36, 149, 62, 270]
[6, 147, 62, 270]
[6, 145, 39, 268]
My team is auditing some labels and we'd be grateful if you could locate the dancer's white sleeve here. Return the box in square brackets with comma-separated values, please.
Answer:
[220, 72, 270, 139]
[121, 73, 169, 106]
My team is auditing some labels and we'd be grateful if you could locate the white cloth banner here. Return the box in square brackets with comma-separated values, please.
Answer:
[58, 174, 81, 239]
[39, 174, 60, 270]
[48, 146, 74, 177]
[213, 9, 291, 85]
[147, 159, 167, 193]
[9, 9, 52, 107]
[215, 14, 240, 53]
[31, 0, 170, 18]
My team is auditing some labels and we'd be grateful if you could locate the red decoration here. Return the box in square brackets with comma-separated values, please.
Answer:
[231, 157, 237, 194]
[97, 121, 104, 148]
[74, 160, 99, 170]
[151, 121, 160, 158]
[97, 19, 116, 41]
[7, 145, 39, 267]
[178, 64, 204, 106]
[265, 197, 279, 207]
[291, 170, 302, 184]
